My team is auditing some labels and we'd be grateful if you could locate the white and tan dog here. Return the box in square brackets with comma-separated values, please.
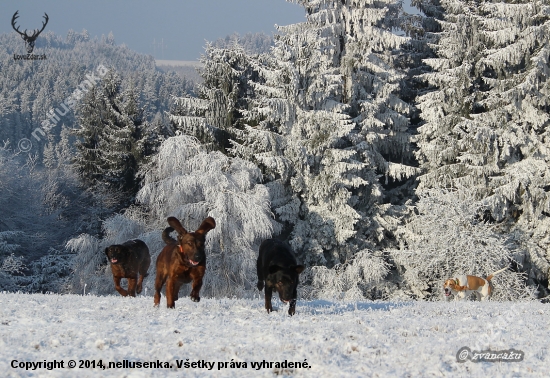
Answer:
[443, 268, 508, 301]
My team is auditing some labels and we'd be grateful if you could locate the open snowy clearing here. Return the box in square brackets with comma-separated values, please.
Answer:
[0, 293, 548, 377]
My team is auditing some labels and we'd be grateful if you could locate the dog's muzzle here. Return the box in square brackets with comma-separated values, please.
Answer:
[178, 245, 201, 266]
[110, 258, 118, 263]
[444, 288, 451, 296]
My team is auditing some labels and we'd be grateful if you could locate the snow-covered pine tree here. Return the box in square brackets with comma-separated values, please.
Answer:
[74, 71, 156, 203]
[0, 250, 26, 292]
[169, 43, 258, 152]
[227, 0, 417, 299]
[42, 133, 57, 170]
[106, 31, 115, 46]
[97, 72, 139, 194]
[141, 76, 158, 115]
[225, 8, 361, 268]
[414, 0, 550, 292]
[73, 84, 104, 188]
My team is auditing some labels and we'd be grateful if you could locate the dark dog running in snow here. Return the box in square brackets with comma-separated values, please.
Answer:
[257, 239, 305, 316]
[105, 239, 151, 297]
[154, 216, 216, 308]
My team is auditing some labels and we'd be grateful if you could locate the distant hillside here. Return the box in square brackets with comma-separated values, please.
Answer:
[155, 60, 203, 84]
[155, 60, 202, 67]
[212, 32, 274, 54]
[0, 30, 192, 152]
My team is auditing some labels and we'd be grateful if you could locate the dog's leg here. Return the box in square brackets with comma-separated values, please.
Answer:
[166, 278, 177, 308]
[139, 257, 151, 294]
[190, 277, 202, 302]
[113, 276, 128, 297]
[190, 267, 205, 302]
[265, 286, 273, 313]
[486, 282, 493, 300]
[479, 286, 489, 301]
[154, 273, 166, 307]
[174, 281, 183, 302]
[288, 286, 298, 316]
[256, 258, 264, 291]
[136, 274, 144, 294]
[288, 300, 297, 316]
[127, 277, 137, 297]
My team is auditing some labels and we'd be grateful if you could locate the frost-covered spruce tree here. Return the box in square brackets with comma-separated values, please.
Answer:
[232, 13, 364, 268]
[0, 251, 27, 292]
[415, 0, 550, 290]
[335, 1, 417, 184]
[74, 71, 156, 203]
[229, 0, 417, 299]
[388, 187, 531, 300]
[169, 43, 258, 152]
[68, 135, 279, 298]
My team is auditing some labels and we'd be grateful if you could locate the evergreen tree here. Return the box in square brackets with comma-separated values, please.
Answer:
[169, 43, 258, 152]
[233, 0, 416, 272]
[73, 84, 104, 188]
[73, 71, 157, 201]
[414, 0, 550, 288]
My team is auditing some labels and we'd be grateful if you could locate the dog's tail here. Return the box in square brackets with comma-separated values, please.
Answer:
[162, 227, 176, 244]
[486, 267, 508, 281]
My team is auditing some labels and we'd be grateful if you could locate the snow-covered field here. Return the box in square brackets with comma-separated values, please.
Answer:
[0, 293, 548, 377]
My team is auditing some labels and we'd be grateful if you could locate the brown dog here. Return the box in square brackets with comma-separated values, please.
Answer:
[105, 239, 151, 297]
[443, 267, 507, 301]
[154, 216, 216, 308]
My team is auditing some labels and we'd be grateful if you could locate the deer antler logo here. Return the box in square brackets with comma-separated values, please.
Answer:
[11, 11, 49, 54]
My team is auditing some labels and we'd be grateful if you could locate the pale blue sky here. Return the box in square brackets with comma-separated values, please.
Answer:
[1, 1, 419, 60]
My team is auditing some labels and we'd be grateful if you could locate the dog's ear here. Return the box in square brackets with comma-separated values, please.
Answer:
[446, 279, 459, 289]
[269, 265, 282, 274]
[104, 247, 109, 256]
[167, 217, 188, 235]
[294, 265, 305, 274]
[196, 217, 216, 236]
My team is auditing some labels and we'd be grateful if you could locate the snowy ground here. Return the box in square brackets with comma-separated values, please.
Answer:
[0, 293, 548, 377]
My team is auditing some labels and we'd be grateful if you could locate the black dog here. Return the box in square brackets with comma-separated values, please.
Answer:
[257, 239, 304, 315]
[105, 239, 151, 297]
